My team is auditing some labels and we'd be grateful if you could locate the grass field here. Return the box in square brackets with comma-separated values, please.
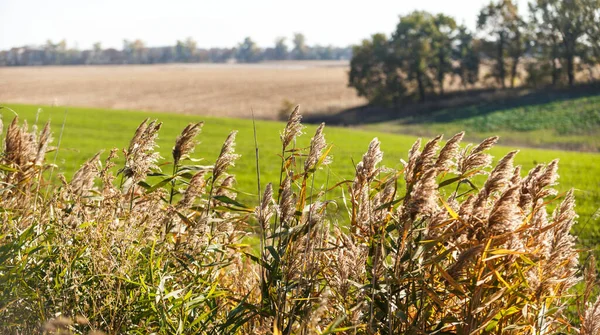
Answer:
[2, 102, 599, 249]
[0, 62, 365, 119]
[362, 91, 600, 152]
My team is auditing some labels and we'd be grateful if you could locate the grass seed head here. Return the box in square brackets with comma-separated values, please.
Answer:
[435, 131, 464, 172]
[178, 171, 207, 209]
[487, 185, 522, 237]
[214, 130, 241, 182]
[173, 121, 203, 166]
[281, 105, 304, 150]
[304, 123, 327, 172]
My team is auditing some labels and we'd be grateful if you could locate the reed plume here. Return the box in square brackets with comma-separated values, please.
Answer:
[304, 123, 327, 172]
[280, 105, 304, 150]
[213, 130, 241, 182]
[172, 121, 203, 166]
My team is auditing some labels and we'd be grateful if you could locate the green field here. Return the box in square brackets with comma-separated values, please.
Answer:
[364, 93, 600, 152]
[2, 102, 599, 247]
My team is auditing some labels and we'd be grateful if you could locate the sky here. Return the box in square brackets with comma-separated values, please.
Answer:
[0, 0, 528, 50]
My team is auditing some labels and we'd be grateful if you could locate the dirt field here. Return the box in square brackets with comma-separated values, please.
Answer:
[0, 61, 366, 119]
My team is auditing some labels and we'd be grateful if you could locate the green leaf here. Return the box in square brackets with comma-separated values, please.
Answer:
[146, 175, 178, 193]
[0, 164, 17, 172]
[212, 195, 249, 209]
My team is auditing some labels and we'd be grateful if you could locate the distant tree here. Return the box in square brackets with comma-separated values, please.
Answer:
[208, 48, 235, 63]
[391, 11, 437, 102]
[175, 40, 185, 62]
[349, 11, 480, 105]
[274, 37, 288, 60]
[581, 0, 600, 68]
[132, 39, 147, 64]
[316, 45, 334, 60]
[477, 0, 523, 88]
[583, 0, 600, 62]
[455, 26, 481, 88]
[292, 33, 308, 60]
[236, 37, 262, 63]
[349, 33, 407, 104]
[528, 1, 563, 86]
[185, 37, 198, 62]
[430, 14, 457, 95]
[530, 0, 590, 86]
[175, 37, 198, 62]
[505, 2, 527, 88]
[123, 39, 147, 64]
[89, 42, 103, 64]
[43, 40, 56, 65]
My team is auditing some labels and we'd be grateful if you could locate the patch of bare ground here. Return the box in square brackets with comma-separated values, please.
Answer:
[0, 61, 366, 119]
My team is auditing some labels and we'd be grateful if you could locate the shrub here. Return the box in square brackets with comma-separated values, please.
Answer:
[0, 106, 598, 334]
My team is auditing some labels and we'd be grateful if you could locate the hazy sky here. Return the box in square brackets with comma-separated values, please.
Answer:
[0, 0, 528, 50]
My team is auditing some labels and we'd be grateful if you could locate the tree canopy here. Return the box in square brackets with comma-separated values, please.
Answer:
[349, 1, 600, 105]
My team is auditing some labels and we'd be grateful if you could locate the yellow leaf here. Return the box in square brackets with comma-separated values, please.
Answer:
[439, 196, 459, 220]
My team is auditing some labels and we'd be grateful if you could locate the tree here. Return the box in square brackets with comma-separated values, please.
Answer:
[477, 0, 523, 88]
[455, 26, 481, 88]
[530, 0, 589, 86]
[528, 1, 563, 85]
[392, 11, 437, 102]
[175, 40, 186, 62]
[349, 33, 407, 104]
[185, 37, 197, 62]
[175, 37, 198, 62]
[123, 39, 146, 64]
[582, 0, 600, 62]
[349, 11, 480, 105]
[292, 33, 308, 60]
[236, 37, 262, 63]
[274, 37, 288, 60]
[505, 2, 527, 88]
[430, 14, 457, 95]
[581, 0, 600, 70]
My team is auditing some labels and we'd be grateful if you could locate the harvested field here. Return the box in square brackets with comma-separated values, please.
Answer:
[0, 61, 366, 119]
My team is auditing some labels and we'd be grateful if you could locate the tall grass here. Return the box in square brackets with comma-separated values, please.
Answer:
[0, 107, 598, 334]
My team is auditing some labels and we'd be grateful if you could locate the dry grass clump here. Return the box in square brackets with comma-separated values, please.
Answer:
[0, 105, 597, 334]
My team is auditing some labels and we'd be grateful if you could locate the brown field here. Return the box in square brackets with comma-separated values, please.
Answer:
[0, 61, 366, 119]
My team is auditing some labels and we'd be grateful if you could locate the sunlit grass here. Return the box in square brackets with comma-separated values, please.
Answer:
[2, 102, 599, 243]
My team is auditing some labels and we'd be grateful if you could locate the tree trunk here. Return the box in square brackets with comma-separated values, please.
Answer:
[498, 32, 506, 89]
[551, 36, 559, 86]
[552, 59, 559, 86]
[510, 56, 519, 88]
[510, 30, 521, 89]
[566, 52, 575, 86]
[438, 52, 445, 96]
[416, 71, 426, 103]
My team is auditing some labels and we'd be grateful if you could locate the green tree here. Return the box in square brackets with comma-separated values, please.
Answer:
[392, 11, 437, 102]
[349, 11, 480, 105]
[478, 0, 523, 88]
[349, 33, 407, 104]
[274, 37, 288, 60]
[175, 40, 186, 62]
[430, 14, 457, 95]
[530, 0, 590, 86]
[236, 37, 262, 63]
[292, 33, 307, 60]
[123, 39, 146, 64]
[529, 1, 563, 86]
[580, 0, 600, 76]
[505, 2, 527, 88]
[455, 26, 481, 88]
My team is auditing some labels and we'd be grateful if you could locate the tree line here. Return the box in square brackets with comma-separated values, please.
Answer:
[0, 33, 352, 66]
[349, 0, 600, 104]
